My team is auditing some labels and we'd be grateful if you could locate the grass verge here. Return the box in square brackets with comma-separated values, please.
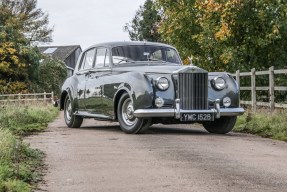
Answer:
[0, 104, 58, 192]
[234, 110, 287, 142]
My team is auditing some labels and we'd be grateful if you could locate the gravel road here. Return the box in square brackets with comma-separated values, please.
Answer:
[27, 112, 287, 192]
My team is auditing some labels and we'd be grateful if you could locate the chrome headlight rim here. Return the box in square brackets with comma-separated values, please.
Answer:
[155, 77, 170, 91]
[211, 76, 226, 90]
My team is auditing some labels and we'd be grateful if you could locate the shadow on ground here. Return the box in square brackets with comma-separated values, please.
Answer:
[72, 124, 236, 136]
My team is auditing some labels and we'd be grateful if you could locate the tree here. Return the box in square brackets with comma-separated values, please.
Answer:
[32, 56, 67, 96]
[193, 0, 287, 72]
[0, 0, 53, 93]
[155, 0, 200, 64]
[156, 0, 287, 72]
[124, 0, 162, 42]
[0, 0, 53, 43]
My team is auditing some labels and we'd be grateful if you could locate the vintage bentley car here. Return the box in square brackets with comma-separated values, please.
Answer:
[60, 41, 244, 134]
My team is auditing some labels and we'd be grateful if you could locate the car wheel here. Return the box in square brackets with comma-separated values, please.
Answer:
[117, 93, 144, 134]
[202, 116, 237, 134]
[64, 95, 83, 128]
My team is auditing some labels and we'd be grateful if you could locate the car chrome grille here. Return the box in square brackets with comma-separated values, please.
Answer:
[178, 73, 208, 110]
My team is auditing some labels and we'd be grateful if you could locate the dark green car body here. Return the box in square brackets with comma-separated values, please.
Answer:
[60, 41, 244, 134]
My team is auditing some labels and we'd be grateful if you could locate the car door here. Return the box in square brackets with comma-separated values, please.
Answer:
[85, 47, 112, 115]
[76, 48, 96, 111]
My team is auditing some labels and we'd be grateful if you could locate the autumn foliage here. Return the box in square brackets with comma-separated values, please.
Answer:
[130, 0, 287, 72]
[0, 0, 52, 94]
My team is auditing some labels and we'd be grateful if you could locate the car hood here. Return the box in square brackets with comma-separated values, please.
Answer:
[112, 64, 207, 74]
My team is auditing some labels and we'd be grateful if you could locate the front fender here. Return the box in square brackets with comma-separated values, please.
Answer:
[113, 72, 154, 110]
[208, 72, 240, 107]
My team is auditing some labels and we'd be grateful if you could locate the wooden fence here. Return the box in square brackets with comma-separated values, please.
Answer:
[0, 92, 54, 104]
[233, 67, 287, 112]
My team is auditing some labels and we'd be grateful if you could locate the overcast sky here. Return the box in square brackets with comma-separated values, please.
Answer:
[37, 0, 145, 50]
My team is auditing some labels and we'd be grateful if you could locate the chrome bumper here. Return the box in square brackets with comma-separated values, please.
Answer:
[134, 99, 245, 119]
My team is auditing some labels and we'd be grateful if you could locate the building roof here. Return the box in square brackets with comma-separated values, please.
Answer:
[38, 45, 82, 61]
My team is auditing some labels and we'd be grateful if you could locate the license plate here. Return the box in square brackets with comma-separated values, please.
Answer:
[180, 113, 214, 121]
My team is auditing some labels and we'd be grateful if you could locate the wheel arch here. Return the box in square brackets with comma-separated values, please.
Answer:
[60, 91, 68, 110]
[113, 89, 129, 120]
[60, 88, 73, 110]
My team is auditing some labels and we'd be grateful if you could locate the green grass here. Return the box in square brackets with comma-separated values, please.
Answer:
[0, 104, 58, 191]
[0, 104, 58, 135]
[234, 110, 287, 142]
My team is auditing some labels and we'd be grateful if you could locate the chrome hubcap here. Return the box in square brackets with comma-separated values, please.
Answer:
[122, 98, 137, 126]
[126, 105, 134, 119]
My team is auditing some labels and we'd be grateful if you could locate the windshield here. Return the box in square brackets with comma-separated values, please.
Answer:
[111, 45, 181, 65]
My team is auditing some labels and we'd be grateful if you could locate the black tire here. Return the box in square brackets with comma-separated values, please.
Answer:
[137, 119, 152, 134]
[117, 93, 145, 134]
[203, 116, 237, 134]
[64, 95, 83, 128]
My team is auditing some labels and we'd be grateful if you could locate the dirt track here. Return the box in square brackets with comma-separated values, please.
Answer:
[27, 112, 287, 192]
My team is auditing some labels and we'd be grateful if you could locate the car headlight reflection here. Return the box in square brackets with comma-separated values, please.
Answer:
[156, 77, 169, 91]
[211, 76, 226, 90]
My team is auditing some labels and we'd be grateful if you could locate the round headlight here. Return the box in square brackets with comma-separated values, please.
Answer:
[212, 77, 226, 90]
[156, 77, 169, 91]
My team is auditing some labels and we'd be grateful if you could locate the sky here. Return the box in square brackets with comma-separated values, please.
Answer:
[37, 0, 145, 50]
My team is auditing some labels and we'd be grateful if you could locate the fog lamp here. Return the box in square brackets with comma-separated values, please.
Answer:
[155, 97, 164, 108]
[223, 97, 231, 107]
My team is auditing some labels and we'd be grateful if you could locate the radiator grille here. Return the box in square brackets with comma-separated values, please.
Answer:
[178, 73, 208, 110]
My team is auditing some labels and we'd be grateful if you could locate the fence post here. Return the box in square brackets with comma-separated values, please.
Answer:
[269, 66, 275, 113]
[236, 70, 240, 106]
[44, 92, 47, 104]
[18, 93, 20, 101]
[251, 68, 256, 112]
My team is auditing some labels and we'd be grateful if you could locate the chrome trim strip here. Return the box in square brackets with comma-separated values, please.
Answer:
[220, 108, 245, 116]
[134, 109, 175, 117]
[215, 99, 221, 119]
[134, 108, 245, 118]
[74, 111, 113, 119]
[175, 99, 180, 119]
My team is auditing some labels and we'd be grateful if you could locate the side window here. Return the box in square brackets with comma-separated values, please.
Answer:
[95, 48, 106, 68]
[82, 48, 95, 70]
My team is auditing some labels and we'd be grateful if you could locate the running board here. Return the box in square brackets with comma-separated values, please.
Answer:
[74, 111, 113, 120]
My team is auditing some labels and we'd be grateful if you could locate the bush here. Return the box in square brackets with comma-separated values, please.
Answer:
[0, 129, 38, 192]
[0, 80, 29, 94]
[30, 56, 67, 96]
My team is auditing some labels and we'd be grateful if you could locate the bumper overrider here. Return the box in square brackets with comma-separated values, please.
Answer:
[134, 99, 245, 121]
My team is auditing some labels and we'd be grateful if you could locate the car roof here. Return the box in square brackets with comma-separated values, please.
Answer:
[84, 41, 177, 51]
